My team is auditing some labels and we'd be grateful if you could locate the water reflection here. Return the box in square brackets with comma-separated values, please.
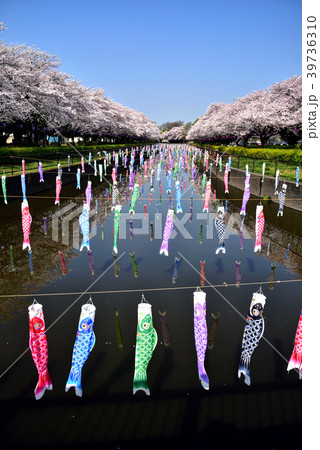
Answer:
[0, 170, 132, 321]
[207, 311, 220, 350]
[0, 148, 302, 448]
[0, 152, 301, 327]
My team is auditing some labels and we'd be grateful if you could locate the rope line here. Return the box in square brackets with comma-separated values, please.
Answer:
[0, 279, 301, 298]
[0, 194, 303, 202]
[0, 252, 126, 380]
[177, 251, 300, 372]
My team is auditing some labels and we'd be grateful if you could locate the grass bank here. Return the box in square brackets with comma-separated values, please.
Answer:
[0, 143, 152, 176]
[195, 144, 302, 182]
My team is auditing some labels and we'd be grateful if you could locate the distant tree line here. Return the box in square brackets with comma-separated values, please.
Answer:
[185, 76, 301, 147]
[0, 23, 160, 147]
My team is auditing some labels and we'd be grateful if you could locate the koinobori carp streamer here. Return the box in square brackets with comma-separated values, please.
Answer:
[193, 289, 209, 390]
[28, 300, 53, 400]
[254, 205, 265, 252]
[287, 311, 302, 379]
[133, 296, 158, 395]
[238, 290, 266, 386]
[159, 208, 174, 256]
[65, 299, 96, 397]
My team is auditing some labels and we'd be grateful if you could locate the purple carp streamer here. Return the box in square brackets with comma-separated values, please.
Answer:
[159, 208, 174, 256]
[240, 174, 250, 216]
[193, 289, 209, 390]
[85, 181, 92, 209]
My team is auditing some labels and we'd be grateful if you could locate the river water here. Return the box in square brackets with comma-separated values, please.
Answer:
[0, 148, 302, 449]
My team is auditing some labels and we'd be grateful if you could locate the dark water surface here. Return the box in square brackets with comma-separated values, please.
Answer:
[0, 155, 302, 449]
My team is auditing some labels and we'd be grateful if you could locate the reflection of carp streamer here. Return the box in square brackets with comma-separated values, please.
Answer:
[235, 261, 241, 287]
[172, 256, 180, 283]
[200, 260, 205, 286]
[207, 312, 220, 350]
[158, 310, 170, 346]
[129, 252, 139, 278]
[113, 251, 120, 278]
[268, 263, 276, 290]
[115, 308, 124, 349]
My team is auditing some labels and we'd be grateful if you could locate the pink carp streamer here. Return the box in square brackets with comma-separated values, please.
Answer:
[22, 199, 32, 250]
[254, 205, 265, 252]
[159, 208, 174, 256]
[203, 181, 211, 213]
[55, 176, 62, 205]
[28, 301, 53, 400]
[224, 163, 229, 193]
[287, 311, 302, 379]
[112, 168, 116, 183]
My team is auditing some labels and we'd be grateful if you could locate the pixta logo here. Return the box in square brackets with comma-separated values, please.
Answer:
[118, 212, 251, 240]
[51, 202, 97, 250]
[51, 204, 251, 248]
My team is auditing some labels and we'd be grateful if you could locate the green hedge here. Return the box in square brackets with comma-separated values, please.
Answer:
[0, 142, 153, 158]
[197, 144, 302, 165]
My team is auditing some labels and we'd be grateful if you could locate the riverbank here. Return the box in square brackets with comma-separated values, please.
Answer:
[212, 162, 302, 212]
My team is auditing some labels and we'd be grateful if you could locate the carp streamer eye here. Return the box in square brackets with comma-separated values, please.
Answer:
[81, 323, 89, 330]
[252, 308, 260, 317]
[143, 322, 150, 330]
[34, 322, 42, 330]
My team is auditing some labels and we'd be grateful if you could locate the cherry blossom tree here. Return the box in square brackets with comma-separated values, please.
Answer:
[0, 28, 160, 145]
[186, 76, 302, 146]
[161, 125, 187, 142]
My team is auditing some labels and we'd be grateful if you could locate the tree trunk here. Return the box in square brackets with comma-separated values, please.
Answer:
[0, 132, 10, 146]
[13, 125, 23, 146]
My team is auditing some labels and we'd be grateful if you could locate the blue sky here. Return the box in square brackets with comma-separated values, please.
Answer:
[1, 0, 301, 126]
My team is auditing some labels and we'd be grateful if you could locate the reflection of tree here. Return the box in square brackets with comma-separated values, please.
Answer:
[0, 171, 135, 322]
[192, 177, 302, 277]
